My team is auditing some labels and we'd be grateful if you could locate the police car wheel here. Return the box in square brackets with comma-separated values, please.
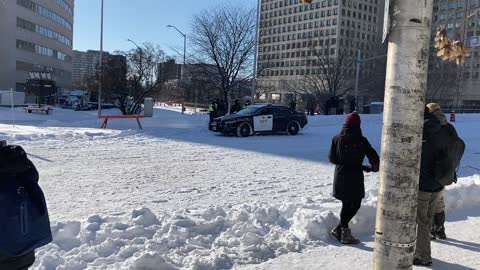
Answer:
[287, 121, 300, 135]
[237, 123, 251, 137]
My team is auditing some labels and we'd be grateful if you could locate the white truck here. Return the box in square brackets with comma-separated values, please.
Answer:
[62, 90, 93, 110]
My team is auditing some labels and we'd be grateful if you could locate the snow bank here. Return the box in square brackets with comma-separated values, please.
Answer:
[34, 175, 480, 270]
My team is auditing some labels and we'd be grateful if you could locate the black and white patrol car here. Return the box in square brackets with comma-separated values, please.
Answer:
[210, 104, 308, 137]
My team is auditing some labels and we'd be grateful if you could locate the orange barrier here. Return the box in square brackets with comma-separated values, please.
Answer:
[450, 111, 455, 122]
[99, 115, 144, 129]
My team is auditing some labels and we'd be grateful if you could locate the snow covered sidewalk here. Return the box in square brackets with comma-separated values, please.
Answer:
[239, 179, 480, 270]
[238, 213, 480, 270]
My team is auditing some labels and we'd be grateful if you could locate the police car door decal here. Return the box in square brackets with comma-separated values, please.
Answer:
[253, 114, 273, 131]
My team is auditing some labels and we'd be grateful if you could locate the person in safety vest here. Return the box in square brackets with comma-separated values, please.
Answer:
[208, 100, 217, 123]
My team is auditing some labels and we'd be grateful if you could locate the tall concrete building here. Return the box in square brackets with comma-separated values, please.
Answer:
[0, 0, 74, 92]
[73, 50, 111, 88]
[429, 0, 480, 107]
[256, 0, 385, 110]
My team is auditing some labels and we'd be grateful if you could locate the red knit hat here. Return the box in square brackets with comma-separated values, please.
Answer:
[345, 112, 361, 127]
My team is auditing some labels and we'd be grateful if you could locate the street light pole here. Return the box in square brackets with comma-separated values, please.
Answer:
[127, 38, 143, 74]
[167, 25, 192, 111]
[251, 0, 261, 104]
[127, 38, 141, 50]
[98, 0, 104, 117]
[354, 49, 361, 111]
[166, 25, 187, 80]
[354, 52, 387, 112]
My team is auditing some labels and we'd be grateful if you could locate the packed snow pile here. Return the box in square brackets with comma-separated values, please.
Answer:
[33, 176, 480, 270]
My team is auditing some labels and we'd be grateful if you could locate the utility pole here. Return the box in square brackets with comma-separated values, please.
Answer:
[251, 0, 261, 104]
[10, 88, 15, 127]
[98, 0, 104, 117]
[354, 49, 361, 111]
[354, 53, 387, 112]
[166, 25, 192, 111]
[373, 0, 434, 269]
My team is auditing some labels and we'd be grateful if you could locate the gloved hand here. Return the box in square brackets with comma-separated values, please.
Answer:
[362, 165, 372, 172]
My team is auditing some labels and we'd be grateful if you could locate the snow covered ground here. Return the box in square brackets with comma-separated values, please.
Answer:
[0, 106, 479, 270]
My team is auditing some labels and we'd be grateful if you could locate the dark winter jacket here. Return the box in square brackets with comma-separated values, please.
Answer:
[0, 251, 35, 270]
[419, 112, 452, 192]
[329, 125, 380, 201]
[231, 103, 242, 114]
[289, 101, 296, 111]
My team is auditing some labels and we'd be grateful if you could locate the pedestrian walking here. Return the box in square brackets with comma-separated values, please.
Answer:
[306, 98, 313, 116]
[426, 103, 465, 241]
[312, 98, 318, 116]
[413, 105, 465, 266]
[328, 112, 380, 244]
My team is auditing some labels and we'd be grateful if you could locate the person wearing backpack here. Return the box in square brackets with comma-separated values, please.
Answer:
[328, 112, 380, 244]
[426, 103, 465, 240]
[0, 142, 52, 270]
[413, 106, 465, 266]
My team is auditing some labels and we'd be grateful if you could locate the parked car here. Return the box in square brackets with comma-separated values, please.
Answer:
[210, 104, 308, 137]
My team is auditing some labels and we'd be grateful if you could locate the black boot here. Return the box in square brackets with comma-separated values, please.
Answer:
[331, 225, 342, 241]
[413, 257, 433, 266]
[430, 226, 437, 240]
[434, 211, 447, 240]
[341, 228, 360, 244]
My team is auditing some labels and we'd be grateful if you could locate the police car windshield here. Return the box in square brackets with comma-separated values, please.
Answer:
[236, 107, 258, 116]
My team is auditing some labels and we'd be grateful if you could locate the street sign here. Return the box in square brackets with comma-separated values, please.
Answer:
[382, 0, 391, 43]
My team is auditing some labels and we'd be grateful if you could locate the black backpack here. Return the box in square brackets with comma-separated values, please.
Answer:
[435, 124, 465, 186]
[0, 145, 52, 257]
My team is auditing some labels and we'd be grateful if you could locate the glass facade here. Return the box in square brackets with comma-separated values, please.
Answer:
[17, 39, 72, 62]
[17, 17, 72, 47]
[54, 0, 73, 15]
[17, 0, 73, 31]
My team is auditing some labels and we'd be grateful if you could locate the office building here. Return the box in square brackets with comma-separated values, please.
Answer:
[0, 0, 74, 93]
[256, 0, 386, 111]
[429, 0, 480, 107]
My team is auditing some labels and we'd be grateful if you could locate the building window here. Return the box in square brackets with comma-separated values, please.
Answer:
[17, 0, 73, 31]
[16, 39, 71, 62]
[17, 17, 72, 47]
[53, 0, 73, 15]
[16, 39, 35, 52]
[271, 94, 281, 100]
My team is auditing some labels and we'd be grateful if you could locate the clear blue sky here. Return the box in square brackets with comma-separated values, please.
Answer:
[73, 0, 256, 59]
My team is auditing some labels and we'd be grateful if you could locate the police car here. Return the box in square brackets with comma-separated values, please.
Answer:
[210, 104, 308, 137]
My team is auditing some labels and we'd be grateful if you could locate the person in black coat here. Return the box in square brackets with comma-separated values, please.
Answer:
[414, 107, 449, 266]
[328, 112, 379, 244]
[231, 99, 242, 114]
[289, 100, 297, 111]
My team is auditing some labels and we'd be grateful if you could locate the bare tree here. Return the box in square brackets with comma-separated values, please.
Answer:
[190, 5, 256, 106]
[115, 43, 167, 115]
[90, 44, 167, 114]
[357, 43, 388, 102]
[303, 44, 355, 99]
[426, 61, 458, 104]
